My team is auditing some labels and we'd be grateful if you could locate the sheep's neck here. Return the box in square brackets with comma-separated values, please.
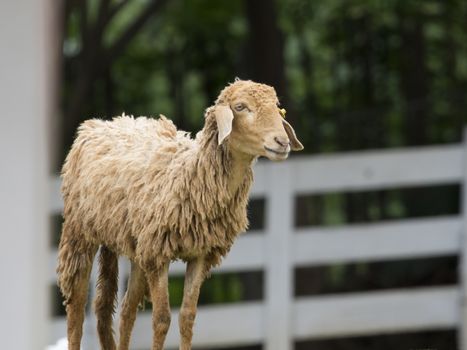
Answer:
[196, 120, 254, 206]
[227, 150, 255, 196]
[196, 138, 253, 198]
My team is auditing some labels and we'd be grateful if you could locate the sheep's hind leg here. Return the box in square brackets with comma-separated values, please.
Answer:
[147, 262, 171, 350]
[118, 262, 146, 350]
[64, 251, 96, 350]
[179, 257, 208, 350]
[95, 246, 119, 350]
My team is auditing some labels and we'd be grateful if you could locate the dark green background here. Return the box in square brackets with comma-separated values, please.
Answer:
[55, 1, 467, 348]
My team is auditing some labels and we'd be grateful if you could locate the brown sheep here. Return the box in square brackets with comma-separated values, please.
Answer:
[57, 79, 303, 350]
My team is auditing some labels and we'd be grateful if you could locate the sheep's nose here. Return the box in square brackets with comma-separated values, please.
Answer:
[274, 136, 290, 148]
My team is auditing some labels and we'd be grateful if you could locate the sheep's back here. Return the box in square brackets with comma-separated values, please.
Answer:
[61, 115, 194, 256]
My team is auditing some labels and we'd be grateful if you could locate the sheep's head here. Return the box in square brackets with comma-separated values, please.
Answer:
[213, 80, 303, 161]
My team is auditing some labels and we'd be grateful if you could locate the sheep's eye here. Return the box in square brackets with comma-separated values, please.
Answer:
[234, 103, 247, 112]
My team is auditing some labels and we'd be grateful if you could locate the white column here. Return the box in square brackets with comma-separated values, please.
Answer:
[0, 1, 55, 349]
[264, 162, 293, 350]
[460, 127, 467, 350]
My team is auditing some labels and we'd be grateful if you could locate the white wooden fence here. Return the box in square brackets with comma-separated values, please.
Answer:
[48, 140, 467, 349]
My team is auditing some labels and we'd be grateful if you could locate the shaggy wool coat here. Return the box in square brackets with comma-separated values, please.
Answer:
[57, 109, 253, 304]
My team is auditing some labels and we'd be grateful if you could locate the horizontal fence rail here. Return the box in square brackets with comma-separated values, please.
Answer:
[294, 216, 461, 265]
[48, 143, 467, 349]
[293, 286, 459, 339]
[288, 145, 463, 194]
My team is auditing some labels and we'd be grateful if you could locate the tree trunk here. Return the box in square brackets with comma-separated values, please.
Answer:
[398, 9, 429, 146]
[244, 0, 293, 124]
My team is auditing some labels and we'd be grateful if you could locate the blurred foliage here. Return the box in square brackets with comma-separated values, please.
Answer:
[138, 271, 262, 310]
[143, 273, 246, 309]
[296, 330, 457, 350]
[62, 0, 467, 157]
[295, 256, 458, 296]
[295, 184, 460, 226]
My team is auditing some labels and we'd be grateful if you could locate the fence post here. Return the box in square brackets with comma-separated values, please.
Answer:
[0, 1, 54, 349]
[460, 127, 467, 350]
[264, 162, 293, 350]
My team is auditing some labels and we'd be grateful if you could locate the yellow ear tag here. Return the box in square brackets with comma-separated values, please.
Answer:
[279, 108, 287, 119]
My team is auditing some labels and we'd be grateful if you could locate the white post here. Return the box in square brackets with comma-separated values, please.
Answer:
[264, 162, 293, 350]
[460, 127, 467, 350]
[0, 0, 55, 349]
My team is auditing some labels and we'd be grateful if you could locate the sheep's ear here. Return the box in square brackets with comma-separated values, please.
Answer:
[283, 119, 304, 151]
[214, 105, 234, 145]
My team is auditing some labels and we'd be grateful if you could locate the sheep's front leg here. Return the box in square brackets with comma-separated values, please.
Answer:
[147, 262, 171, 350]
[179, 257, 208, 350]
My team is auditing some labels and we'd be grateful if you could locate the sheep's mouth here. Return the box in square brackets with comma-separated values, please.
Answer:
[264, 146, 289, 157]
